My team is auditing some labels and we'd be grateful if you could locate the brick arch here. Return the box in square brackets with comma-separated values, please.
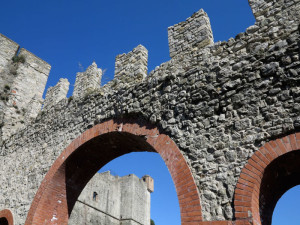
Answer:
[0, 209, 14, 225]
[25, 118, 202, 225]
[234, 133, 300, 225]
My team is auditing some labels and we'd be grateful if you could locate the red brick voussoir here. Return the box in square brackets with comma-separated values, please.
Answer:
[234, 132, 300, 225]
[0, 209, 14, 225]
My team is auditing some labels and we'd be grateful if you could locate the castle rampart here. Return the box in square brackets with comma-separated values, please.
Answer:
[0, 0, 300, 224]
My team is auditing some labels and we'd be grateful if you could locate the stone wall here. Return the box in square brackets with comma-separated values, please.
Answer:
[0, 0, 299, 224]
[43, 78, 70, 110]
[73, 62, 102, 99]
[115, 45, 148, 80]
[0, 35, 51, 141]
[69, 171, 153, 225]
[168, 9, 214, 58]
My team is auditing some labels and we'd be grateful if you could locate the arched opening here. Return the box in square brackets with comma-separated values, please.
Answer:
[98, 152, 181, 225]
[69, 152, 181, 224]
[0, 209, 13, 225]
[234, 133, 300, 225]
[272, 185, 300, 225]
[25, 119, 202, 225]
[259, 151, 300, 225]
[0, 218, 9, 225]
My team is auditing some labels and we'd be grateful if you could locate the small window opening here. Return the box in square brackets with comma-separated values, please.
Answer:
[93, 191, 98, 201]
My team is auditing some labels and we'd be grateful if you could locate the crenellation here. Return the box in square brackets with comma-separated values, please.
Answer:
[0, 38, 51, 140]
[115, 45, 148, 80]
[168, 9, 214, 58]
[43, 78, 70, 110]
[73, 62, 102, 99]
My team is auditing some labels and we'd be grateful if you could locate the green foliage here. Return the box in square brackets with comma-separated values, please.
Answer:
[4, 85, 10, 90]
[68, 96, 73, 104]
[12, 55, 25, 63]
[150, 219, 155, 225]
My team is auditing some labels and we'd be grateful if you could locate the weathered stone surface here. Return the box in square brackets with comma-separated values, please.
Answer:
[69, 171, 152, 225]
[0, 0, 300, 224]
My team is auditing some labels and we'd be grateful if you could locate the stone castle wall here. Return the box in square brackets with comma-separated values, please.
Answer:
[0, 0, 299, 224]
[69, 171, 153, 225]
[0, 34, 51, 140]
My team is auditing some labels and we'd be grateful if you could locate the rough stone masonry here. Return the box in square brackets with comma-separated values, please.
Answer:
[0, 0, 300, 224]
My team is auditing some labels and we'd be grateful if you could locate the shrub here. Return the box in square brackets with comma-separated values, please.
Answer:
[12, 55, 25, 63]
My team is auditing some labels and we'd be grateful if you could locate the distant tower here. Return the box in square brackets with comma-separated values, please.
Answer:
[69, 171, 154, 225]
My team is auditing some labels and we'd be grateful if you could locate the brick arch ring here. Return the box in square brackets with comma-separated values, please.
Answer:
[0, 209, 14, 225]
[25, 118, 202, 225]
[234, 132, 300, 225]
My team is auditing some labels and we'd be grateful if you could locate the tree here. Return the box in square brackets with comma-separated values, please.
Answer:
[150, 219, 155, 225]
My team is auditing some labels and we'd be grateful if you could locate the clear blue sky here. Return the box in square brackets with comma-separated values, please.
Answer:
[0, 0, 298, 224]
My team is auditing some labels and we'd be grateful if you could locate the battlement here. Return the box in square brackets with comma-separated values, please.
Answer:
[43, 78, 70, 110]
[73, 62, 102, 99]
[168, 9, 214, 58]
[115, 44, 148, 80]
[0, 33, 51, 140]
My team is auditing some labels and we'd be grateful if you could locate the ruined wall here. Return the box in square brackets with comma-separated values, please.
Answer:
[0, 0, 300, 224]
[69, 171, 153, 225]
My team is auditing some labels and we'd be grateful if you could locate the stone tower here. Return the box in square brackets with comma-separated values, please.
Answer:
[69, 171, 154, 225]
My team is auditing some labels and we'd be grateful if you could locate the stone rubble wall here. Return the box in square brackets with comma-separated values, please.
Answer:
[0, 0, 300, 224]
[0, 34, 19, 92]
[0, 36, 51, 141]
[73, 62, 102, 99]
[115, 45, 148, 80]
[249, 0, 300, 21]
[43, 78, 70, 110]
[168, 9, 214, 58]
[69, 171, 152, 225]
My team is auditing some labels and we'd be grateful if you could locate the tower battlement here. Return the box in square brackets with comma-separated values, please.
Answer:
[0, 34, 51, 139]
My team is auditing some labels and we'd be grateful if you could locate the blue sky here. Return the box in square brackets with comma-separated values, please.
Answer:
[0, 0, 254, 94]
[1, 0, 298, 224]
